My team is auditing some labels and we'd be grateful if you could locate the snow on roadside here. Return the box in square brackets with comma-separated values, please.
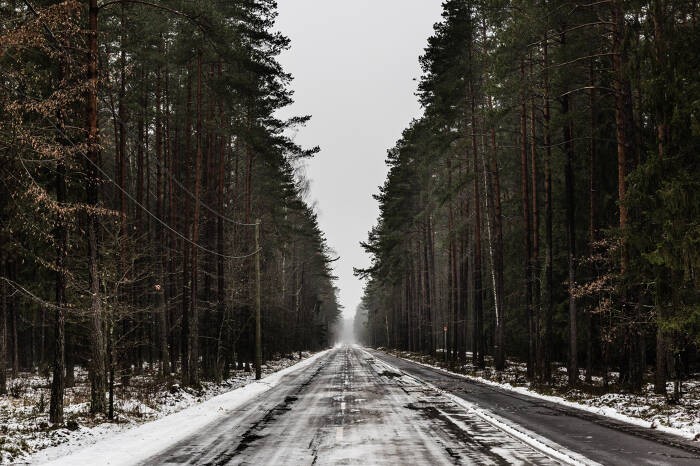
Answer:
[384, 349, 700, 442]
[30, 349, 329, 465]
[0, 351, 324, 465]
[363, 348, 600, 466]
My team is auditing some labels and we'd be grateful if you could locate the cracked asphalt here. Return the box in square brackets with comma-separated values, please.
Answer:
[144, 346, 562, 465]
[369, 349, 700, 466]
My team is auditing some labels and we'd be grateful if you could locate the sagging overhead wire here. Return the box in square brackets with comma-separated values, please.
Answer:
[2, 80, 260, 260]
[99, 94, 258, 228]
[76, 144, 262, 260]
[0, 276, 73, 312]
[4, 3, 261, 259]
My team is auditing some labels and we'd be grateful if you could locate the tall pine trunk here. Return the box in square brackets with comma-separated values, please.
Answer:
[542, 33, 554, 382]
[586, 64, 598, 384]
[529, 59, 542, 380]
[470, 85, 484, 369]
[187, 53, 204, 387]
[612, 0, 642, 392]
[155, 63, 170, 377]
[49, 160, 68, 424]
[87, 0, 107, 414]
[562, 81, 578, 386]
[0, 253, 6, 395]
[485, 94, 505, 371]
[652, 0, 669, 396]
[520, 60, 534, 379]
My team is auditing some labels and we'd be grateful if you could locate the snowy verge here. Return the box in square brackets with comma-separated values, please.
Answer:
[381, 349, 700, 442]
[361, 348, 600, 466]
[2, 353, 324, 464]
[438, 392, 600, 466]
[29, 349, 330, 465]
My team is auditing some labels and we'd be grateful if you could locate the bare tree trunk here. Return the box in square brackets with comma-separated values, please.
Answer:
[542, 33, 554, 382]
[427, 214, 437, 354]
[186, 53, 204, 387]
[612, 1, 632, 276]
[9, 279, 18, 377]
[652, 0, 669, 395]
[529, 58, 542, 380]
[612, 0, 641, 392]
[447, 157, 457, 362]
[470, 84, 484, 369]
[415, 241, 424, 353]
[87, 0, 107, 415]
[49, 160, 67, 424]
[108, 321, 114, 420]
[520, 60, 534, 379]
[562, 85, 578, 386]
[484, 93, 505, 371]
[423, 219, 434, 355]
[116, 0, 130, 386]
[154, 62, 170, 377]
[181, 66, 193, 384]
[136, 71, 145, 226]
[215, 64, 226, 380]
[586, 65, 598, 385]
[655, 326, 668, 394]
[118, 0, 127, 242]
[0, 254, 6, 395]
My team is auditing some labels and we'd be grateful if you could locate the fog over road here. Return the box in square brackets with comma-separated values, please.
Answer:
[144, 347, 700, 465]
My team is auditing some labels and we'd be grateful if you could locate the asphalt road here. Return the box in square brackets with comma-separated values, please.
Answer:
[369, 349, 700, 466]
[145, 346, 564, 465]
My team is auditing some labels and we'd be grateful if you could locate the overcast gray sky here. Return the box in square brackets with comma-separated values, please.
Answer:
[275, 1, 444, 318]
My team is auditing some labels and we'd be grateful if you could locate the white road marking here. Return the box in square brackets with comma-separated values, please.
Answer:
[362, 348, 602, 466]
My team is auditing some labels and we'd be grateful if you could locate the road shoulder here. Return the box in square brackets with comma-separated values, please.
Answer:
[29, 349, 331, 466]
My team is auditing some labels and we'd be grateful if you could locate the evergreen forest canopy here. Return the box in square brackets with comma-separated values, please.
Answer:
[0, 0, 340, 423]
[355, 0, 700, 395]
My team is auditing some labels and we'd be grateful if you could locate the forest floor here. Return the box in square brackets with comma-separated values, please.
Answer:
[382, 348, 700, 441]
[0, 352, 312, 464]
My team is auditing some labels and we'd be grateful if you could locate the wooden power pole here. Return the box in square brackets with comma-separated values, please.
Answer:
[255, 219, 262, 380]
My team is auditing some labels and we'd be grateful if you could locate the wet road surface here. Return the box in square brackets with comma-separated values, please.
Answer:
[369, 349, 700, 466]
[145, 346, 563, 465]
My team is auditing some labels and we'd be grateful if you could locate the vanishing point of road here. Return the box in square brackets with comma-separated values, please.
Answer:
[146, 346, 700, 465]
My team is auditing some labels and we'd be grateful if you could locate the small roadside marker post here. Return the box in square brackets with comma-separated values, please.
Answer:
[443, 325, 448, 364]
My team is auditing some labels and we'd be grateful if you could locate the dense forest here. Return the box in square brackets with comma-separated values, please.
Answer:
[0, 0, 340, 424]
[355, 0, 699, 395]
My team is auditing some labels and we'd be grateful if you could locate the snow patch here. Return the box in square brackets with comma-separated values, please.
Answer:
[0, 351, 323, 465]
[33, 349, 329, 465]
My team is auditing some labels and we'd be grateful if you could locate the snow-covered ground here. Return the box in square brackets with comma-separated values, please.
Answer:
[384, 349, 700, 442]
[0, 352, 318, 464]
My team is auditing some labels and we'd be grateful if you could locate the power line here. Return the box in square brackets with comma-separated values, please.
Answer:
[99, 94, 258, 227]
[149, 149, 258, 227]
[76, 137, 261, 260]
[0, 276, 73, 312]
[3, 80, 260, 260]
[8, 0, 261, 257]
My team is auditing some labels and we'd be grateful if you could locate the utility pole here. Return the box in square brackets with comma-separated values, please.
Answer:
[254, 219, 262, 380]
